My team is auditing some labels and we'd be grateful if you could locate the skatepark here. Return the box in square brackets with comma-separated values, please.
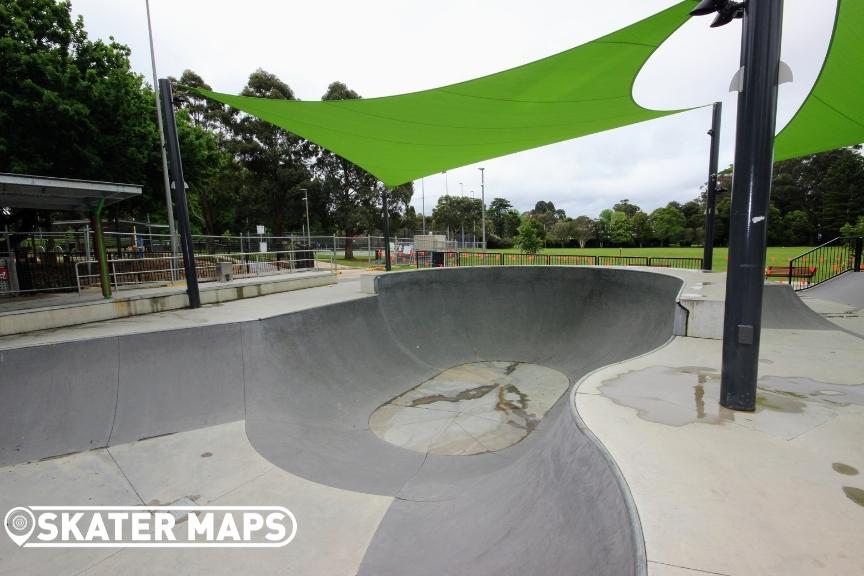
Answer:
[1, 265, 862, 575]
[3, 0, 864, 573]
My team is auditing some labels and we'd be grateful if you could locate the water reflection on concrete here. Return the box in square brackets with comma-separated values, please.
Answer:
[597, 367, 862, 440]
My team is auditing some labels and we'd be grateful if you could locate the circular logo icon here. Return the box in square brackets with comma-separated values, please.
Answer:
[4, 507, 35, 547]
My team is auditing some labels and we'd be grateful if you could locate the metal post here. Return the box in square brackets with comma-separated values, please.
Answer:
[145, 0, 178, 280]
[91, 200, 111, 299]
[421, 178, 426, 234]
[383, 188, 392, 271]
[703, 101, 722, 271]
[479, 167, 487, 249]
[159, 78, 201, 308]
[854, 237, 863, 272]
[83, 224, 92, 260]
[720, 0, 785, 411]
[301, 188, 310, 246]
[368, 234, 372, 267]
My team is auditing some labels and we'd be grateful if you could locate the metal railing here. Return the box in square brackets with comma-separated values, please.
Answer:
[75, 249, 335, 294]
[785, 236, 863, 290]
[415, 251, 705, 270]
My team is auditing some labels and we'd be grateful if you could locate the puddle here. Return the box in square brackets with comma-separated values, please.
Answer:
[758, 376, 864, 407]
[598, 368, 851, 437]
[369, 361, 569, 455]
[842, 486, 864, 507]
[832, 463, 859, 476]
[598, 366, 734, 427]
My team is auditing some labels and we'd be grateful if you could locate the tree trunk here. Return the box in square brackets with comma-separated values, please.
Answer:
[344, 233, 354, 260]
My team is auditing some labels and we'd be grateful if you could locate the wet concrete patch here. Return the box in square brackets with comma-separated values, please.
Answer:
[842, 486, 864, 507]
[369, 361, 569, 455]
[832, 462, 859, 476]
[597, 366, 732, 427]
[598, 367, 849, 439]
[758, 376, 864, 407]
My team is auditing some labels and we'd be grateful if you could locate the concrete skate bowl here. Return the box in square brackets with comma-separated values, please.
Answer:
[0, 267, 683, 576]
[244, 267, 684, 576]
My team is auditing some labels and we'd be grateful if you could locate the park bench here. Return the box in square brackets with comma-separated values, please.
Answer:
[764, 265, 817, 285]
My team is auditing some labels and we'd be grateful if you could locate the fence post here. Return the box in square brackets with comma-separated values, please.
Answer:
[368, 234, 372, 267]
[499, 253, 504, 266]
[111, 260, 118, 290]
[854, 237, 863, 272]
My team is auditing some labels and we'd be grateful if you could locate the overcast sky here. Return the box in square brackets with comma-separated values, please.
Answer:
[71, 0, 836, 218]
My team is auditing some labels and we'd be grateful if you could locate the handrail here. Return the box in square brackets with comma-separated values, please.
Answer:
[787, 236, 863, 290]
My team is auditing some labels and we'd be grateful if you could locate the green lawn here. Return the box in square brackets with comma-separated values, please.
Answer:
[320, 246, 814, 272]
[473, 246, 812, 272]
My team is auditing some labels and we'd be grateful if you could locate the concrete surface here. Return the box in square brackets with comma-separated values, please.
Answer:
[577, 327, 864, 575]
[1, 265, 861, 576]
[1, 266, 682, 576]
[800, 272, 864, 336]
[0, 270, 336, 337]
[800, 271, 864, 308]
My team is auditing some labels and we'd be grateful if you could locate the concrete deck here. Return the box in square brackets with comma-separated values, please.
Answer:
[1, 266, 861, 575]
[0, 269, 338, 337]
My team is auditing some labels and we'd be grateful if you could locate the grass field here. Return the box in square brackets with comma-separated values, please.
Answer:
[322, 246, 814, 272]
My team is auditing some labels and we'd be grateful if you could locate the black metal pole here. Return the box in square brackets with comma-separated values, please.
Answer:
[853, 237, 863, 273]
[382, 187, 392, 271]
[158, 78, 200, 308]
[703, 101, 722, 271]
[720, 0, 784, 411]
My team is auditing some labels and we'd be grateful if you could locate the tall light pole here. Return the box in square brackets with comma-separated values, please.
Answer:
[703, 102, 723, 271]
[478, 167, 486, 249]
[145, 0, 178, 277]
[421, 178, 426, 234]
[300, 188, 310, 246]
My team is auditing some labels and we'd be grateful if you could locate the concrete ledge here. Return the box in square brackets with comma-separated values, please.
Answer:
[0, 271, 336, 336]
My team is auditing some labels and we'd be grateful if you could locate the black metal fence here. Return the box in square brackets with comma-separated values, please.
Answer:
[785, 236, 863, 290]
[415, 251, 704, 270]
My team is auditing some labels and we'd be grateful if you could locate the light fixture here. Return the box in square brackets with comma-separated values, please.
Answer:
[690, 0, 745, 28]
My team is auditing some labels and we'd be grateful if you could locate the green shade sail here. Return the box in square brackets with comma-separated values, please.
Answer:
[196, 1, 694, 187]
[775, 0, 864, 161]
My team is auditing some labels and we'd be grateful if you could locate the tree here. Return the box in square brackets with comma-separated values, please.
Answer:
[0, 0, 166, 238]
[649, 205, 686, 246]
[514, 218, 545, 254]
[630, 211, 651, 247]
[593, 209, 613, 248]
[432, 195, 481, 239]
[772, 147, 864, 242]
[231, 69, 310, 238]
[613, 199, 641, 219]
[571, 215, 595, 248]
[609, 211, 633, 246]
[680, 199, 704, 246]
[783, 210, 814, 245]
[840, 215, 864, 237]
[548, 220, 573, 247]
[530, 200, 566, 231]
[488, 198, 521, 239]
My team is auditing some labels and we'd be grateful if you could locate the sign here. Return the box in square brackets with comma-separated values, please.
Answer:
[256, 225, 265, 235]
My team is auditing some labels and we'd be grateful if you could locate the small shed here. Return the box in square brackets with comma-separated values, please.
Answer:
[0, 173, 142, 298]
